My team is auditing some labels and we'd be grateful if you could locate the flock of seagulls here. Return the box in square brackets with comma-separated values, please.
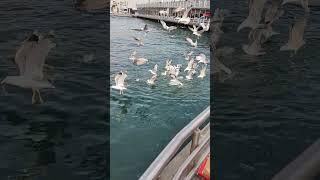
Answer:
[238, 0, 309, 56]
[1, 30, 56, 104]
[111, 7, 211, 95]
[212, 0, 311, 81]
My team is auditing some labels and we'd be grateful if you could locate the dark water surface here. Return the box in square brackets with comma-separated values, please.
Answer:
[0, 1, 106, 179]
[213, 1, 320, 180]
[110, 16, 210, 179]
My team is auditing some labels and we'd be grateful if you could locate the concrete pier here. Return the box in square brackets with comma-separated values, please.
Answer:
[135, 0, 210, 26]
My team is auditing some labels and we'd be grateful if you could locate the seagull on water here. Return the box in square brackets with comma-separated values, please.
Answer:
[237, 0, 267, 32]
[133, 36, 144, 46]
[280, 17, 306, 54]
[129, 51, 148, 65]
[160, 20, 177, 32]
[111, 70, 127, 95]
[131, 24, 149, 33]
[2, 30, 56, 104]
[186, 37, 197, 47]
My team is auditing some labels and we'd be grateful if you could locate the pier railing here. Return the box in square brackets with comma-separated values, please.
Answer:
[271, 138, 320, 180]
[139, 106, 210, 180]
[137, 0, 210, 9]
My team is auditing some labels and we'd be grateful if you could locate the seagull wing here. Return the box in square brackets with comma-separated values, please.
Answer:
[182, 8, 191, 18]
[160, 20, 168, 29]
[291, 17, 306, 43]
[188, 26, 194, 32]
[15, 41, 36, 75]
[186, 37, 193, 44]
[24, 38, 56, 80]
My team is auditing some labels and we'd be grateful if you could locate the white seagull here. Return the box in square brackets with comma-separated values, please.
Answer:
[147, 74, 157, 85]
[184, 51, 194, 61]
[111, 71, 127, 95]
[133, 36, 144, 46]
[200, 19, 211, 32]
[196, 53, 209, 64]
[237, 0, 267, 32]
[280, 17, 306, 54]
[184, 57, 195, 72]
[149, 64, 158, 75]
[242, 29, 266, 56]
[178, 8, 192, 25]
[129, 51, 149, 65]
[131, 24, 149, 32]
[185, 61, 198, 80]
[188, 25, 205, 38]
[213, 8, 224, 23]
[160, 20, 177, 32]
[186, 37, 197, 47]
[2, 31, 56, 104]
[198, 64, 207, 78]
[213, 47, 234, 75]
[282, 0, 310, 12]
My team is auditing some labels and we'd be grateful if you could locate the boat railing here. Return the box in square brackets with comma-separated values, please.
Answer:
[139, 106, 210, 180]
[271, 138, 320, 180]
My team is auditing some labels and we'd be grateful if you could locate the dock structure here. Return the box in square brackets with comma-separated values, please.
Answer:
[135, 0, 210, 26]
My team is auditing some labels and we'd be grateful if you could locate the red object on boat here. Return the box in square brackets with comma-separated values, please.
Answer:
[198, 154, 210, 180]
[204, 11, 211, 17]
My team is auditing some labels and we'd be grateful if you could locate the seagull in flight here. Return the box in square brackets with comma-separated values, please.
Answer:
[149, 64, 158, 75]
[242, 28, 266, 56]
[162, 59, 172, 76]
[196, 53, 209, 64]
[200, 19, 210, 32]
[111, 70, 127, 95]
[2, 31, 56, 104]
[198, 64, 207, 78]
[237, 0, 267, 32]
[178, 8, 192, 25]
[280, 17, 306, 54]
[147, 64, 158, 86]
[213, 47, 234, 75]
[282, 0, 310, 12]
[174, 6, 185, 13]
[186, 37, 197, 47]
[185, 61, 198, 80]
[188, 25, 205, 38]
[160, 20, 177, 32]
[184, 51, 194, 61]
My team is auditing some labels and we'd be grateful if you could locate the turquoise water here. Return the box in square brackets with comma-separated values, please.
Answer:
[110, 16, 210, 179]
